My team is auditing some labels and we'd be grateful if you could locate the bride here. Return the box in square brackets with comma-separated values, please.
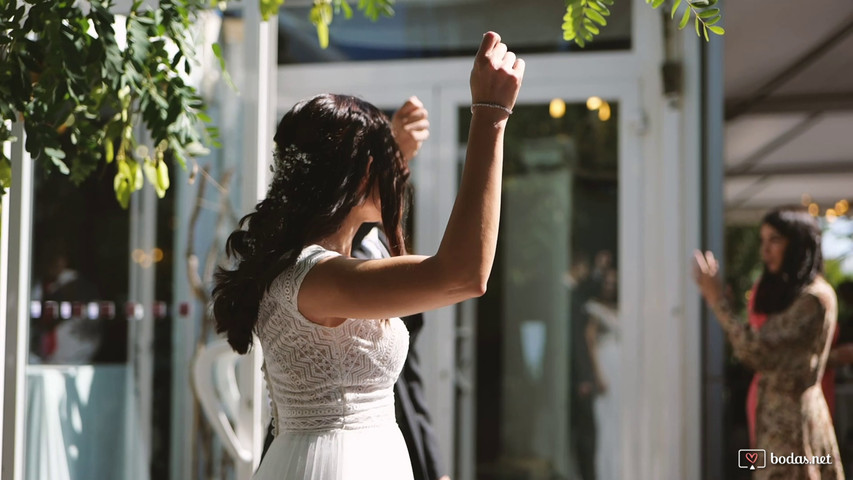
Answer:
[212, 32, 525, 479]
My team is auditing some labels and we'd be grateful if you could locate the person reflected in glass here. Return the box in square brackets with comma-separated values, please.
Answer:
[566, 251, 597, 480]
[213, 32, 524, 480]
[694, 205, 844, 479]
[585, 266, 619, 480]
[31, 240, 101, 364]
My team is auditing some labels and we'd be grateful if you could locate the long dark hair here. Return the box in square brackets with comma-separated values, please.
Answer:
[212, 94, 410, 354]
[752, 205, 823, 314]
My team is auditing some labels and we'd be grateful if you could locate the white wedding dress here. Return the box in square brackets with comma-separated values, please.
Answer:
[253, 245, 414, 480]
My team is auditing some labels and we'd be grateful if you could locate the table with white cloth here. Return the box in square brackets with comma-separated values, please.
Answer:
[25, 365, 147, 480]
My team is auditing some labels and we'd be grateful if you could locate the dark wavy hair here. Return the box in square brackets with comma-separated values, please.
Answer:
[212, 94, 410, 354]
[752, 205, 823, 314]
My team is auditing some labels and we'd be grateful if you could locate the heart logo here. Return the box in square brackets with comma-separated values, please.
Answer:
[745, 452, 758, 464]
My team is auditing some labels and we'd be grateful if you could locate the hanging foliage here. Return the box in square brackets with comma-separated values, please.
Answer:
[0, 0, 723, 206]
[0, 0, 221, 207]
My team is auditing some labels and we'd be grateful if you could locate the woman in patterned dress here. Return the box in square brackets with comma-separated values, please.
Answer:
[694, 205, 844, 480]
[211, 32, 524, 479]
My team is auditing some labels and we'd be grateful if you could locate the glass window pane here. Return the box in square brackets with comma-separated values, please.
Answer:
[458, 100, 620, 480]
[276, 0, 631, 64]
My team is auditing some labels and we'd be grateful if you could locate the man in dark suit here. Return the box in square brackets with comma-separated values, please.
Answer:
[261, 97, 449, 480]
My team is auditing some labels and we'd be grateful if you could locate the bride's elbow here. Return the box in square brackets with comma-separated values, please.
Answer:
[442, 273, 488, 300]
[472, 279, 488, 297]
[461, 274, 488, 298]
[430, 256, 490, 299]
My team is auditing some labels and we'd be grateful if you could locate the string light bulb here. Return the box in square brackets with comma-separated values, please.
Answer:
[549, 98, 566, 119]
[586, 96, 603, 111]
[808, 203, 819, 216]
[598, 101, 611, 122]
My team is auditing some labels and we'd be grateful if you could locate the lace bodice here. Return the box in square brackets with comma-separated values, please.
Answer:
[256, 245, 409, 434]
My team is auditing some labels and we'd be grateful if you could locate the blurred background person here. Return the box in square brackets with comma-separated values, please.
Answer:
[585, 267, 619, 480]
[694, 205, 844, 480]
[31, 240, 101, 364]
[566, 251, 598, 480]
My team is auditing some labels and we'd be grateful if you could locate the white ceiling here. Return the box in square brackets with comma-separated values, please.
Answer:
[723, 0, 853, 220]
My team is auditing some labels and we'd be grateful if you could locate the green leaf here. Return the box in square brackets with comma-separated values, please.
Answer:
[652, 0, 666, 8]
[44, 147, 66, 160]
[679, 8, 690, 29]
[583, 19, 600, 35]
[570, 5, 584, 18]
[671, 0, 682, 19]
[185, 141, 210, 156]
[142, 159, 168, 198]
[708, 25, 725, 35]
[0, 158, 11, 190]
[114, 174, 131, 208]
[132, 160, 143, 190]
[44, 147, 71, 174]
[143, 160, 158, 192]
[310, 3, 333, 49]
[212, 43, 236, 91]
[259, 0, 285, 21]
[588, 1, 610, 16]
[699, 8, 720, 18]
[156, 159, 170, 193]
[585, 8, 607, 26]
[340, 0, 353, 19]
[706, 15, 721, 25]
[703, 24, 709, 41]
[105, 137, 114, 163]
[322, 2, 334, 23]
[695, 15, 701, 36]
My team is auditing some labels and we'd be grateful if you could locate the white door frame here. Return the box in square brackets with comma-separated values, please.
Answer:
[1, 122, 33, 480]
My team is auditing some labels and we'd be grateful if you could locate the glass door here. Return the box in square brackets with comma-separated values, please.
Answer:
[441, 81, 642, 480]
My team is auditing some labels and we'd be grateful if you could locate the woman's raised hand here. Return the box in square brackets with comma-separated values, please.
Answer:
[470, 32, 525, 114]
[693, 250, 724, 306]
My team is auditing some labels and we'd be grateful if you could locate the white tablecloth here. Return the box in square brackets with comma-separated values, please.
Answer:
[25, 365, 147, 480]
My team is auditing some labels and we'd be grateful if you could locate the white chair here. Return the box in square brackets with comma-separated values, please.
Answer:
[191, 339, 253, 465]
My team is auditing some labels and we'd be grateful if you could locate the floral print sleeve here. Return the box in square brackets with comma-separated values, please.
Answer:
[710, 292, 826, 371]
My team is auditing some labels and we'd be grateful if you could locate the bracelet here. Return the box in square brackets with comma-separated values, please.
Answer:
[471, 102, 513, 115]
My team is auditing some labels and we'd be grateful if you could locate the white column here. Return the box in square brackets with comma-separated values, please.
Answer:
[169, 155, 195, 480]
[700, 1, 728, 476]
[633, 0, 665, 478]
[126, 138, 158, 478]
[238, 5, 277, 479]
[1, 122, 33, 480]
[0, 124, 8, 476]
[680, 23, 705, 480]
